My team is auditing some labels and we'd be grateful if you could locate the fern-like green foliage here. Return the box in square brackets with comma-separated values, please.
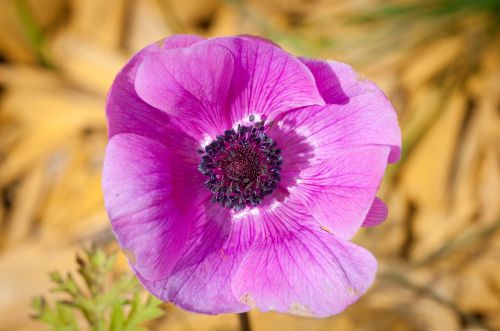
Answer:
[32, 247, 164, 331]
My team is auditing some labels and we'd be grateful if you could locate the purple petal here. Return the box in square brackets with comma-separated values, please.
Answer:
[362, 197, 388, 227]
[232, 222, 377, 318]
[106, 34, 204, 140]
[103, 133, 205, 281]
[270, 99, 397, 239]
[295, 146, 391, 239]
[134, 43, 234, 137]
[299, 58, 401, 163]
[137, 202, 250, 314]
[136, 194, 310, 314]
[114, 164, 378, 317]
[275, 102, 399, 165]
[210, 36, 325, 122]
[156, 34, 205, 49]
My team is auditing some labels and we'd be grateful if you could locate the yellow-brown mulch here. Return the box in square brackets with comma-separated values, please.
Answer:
[0, 0, 499, 330]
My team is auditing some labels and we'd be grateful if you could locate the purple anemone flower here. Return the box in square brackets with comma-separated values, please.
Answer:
[103, 35, 401, 318]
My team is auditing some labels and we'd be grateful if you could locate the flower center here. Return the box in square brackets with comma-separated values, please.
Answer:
[197, 117, 282, 211]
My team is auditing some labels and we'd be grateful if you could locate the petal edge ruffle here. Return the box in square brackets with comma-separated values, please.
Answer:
[106, 34, 204, 140]
[232, 224, 377, 317]
[362, 197, 388, 227]
[299, 58, 401, 163]
[134, 43, 234, 137]
[103, 133, 194, 281]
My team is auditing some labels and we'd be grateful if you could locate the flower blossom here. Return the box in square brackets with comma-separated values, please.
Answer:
[103, 35, 401, 318]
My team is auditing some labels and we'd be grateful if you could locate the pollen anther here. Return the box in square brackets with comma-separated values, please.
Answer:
[198, 118, 282, 210]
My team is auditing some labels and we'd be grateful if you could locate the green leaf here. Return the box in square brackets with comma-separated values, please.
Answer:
[49, 272, 64, 285]
[126, 295, 164, 327]
[109, 301, 125, 331]
[31, 247, 165, 331]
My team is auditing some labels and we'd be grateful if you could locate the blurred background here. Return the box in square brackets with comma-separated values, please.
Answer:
[0, 0, 499, 330]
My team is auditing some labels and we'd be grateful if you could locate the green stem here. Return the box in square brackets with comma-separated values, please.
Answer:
[238, 312, 252, 331]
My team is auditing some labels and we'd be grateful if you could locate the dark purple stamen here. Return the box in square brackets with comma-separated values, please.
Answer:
[197, 117, 282, 211]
